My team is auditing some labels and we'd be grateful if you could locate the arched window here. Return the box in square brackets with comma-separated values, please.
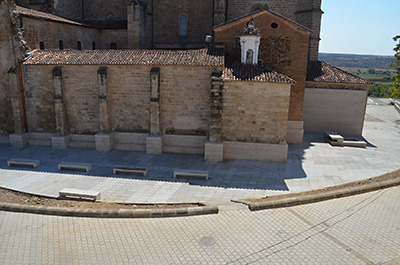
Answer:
[179, 14, 187, 36]
[246, 49, 254, 64]
[39, 41, 44, 50]
[59, 40, 64, 50]
[77, 41, 82, 50]
[92, 42, 96, 50]
[106, 13, 115, 22]
[250, 4, 268, 13]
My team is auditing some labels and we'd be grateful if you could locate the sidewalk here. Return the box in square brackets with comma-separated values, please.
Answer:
[0, 104, 399, 206]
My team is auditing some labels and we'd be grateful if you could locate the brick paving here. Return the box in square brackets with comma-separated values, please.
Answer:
[0, 186, 398, 264]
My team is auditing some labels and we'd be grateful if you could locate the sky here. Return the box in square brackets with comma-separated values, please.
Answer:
[319, 0, 400, 56]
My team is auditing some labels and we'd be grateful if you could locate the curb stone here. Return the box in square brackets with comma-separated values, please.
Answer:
[234, 169, 400, 211]
[0, 202, 219, 218]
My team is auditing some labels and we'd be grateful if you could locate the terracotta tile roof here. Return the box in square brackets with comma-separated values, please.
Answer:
[15, 5, 94, 28]
[23, 48, 225, 66]
[307, 61, 371, 84]
[222, 64, 295, 83]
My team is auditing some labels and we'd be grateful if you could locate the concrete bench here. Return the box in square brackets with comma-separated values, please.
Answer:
[59, 188, 101, 201]
[113, 167, 148, 176]
[58, 162, 92, 172]
[7, 158, 40, 168]
[174, 169, 209, 180]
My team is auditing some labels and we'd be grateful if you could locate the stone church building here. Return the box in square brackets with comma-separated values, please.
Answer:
[0, 0, 371, 162]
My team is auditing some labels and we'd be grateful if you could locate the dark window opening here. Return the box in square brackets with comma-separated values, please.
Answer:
[92, 42, 96, 50]
[59, 40, 64, 50]
[77, 41, 82, 50]
[110, 43, 117, 49]
[39, 41, 44, 50]
[246, 49, 254, 64]
[179, 14, 187, 36]
[271, 22, 278, 29]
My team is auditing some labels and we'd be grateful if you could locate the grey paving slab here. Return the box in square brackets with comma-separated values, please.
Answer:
[0, 103, 399, 204]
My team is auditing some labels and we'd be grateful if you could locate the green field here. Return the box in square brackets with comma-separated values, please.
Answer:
[340, 67, 395, 87]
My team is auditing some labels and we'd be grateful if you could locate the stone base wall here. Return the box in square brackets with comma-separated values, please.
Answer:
[223, 141, 288, 162]
[5, 132, 288, 162]
[286, 120, 304, 144]
[163, 135, 206, 154]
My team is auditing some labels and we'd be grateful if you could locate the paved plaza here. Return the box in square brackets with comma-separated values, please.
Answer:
[0, 100, 399, 264]
[0, 102, 399, 206]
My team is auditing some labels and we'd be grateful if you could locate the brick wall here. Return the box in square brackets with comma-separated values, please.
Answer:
[214, 11, 310, 121]
[222, 81, 291, 144]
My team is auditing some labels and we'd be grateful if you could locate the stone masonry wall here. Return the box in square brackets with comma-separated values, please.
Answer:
[83, 0, 128, 21]
[21, 64, 216, 136]
[23, 65, 55, 133]
[160, 66, 214, 135]
[99, 29, 128, 49]
[61, 66, 100, 134]
[54, 0, 83, 21]
[222, 81, 291, 144]
[152, 0, 214, 47]
[214, 11, 310, 121]
[227, 0, 298, 21]
[107, 66, 151, 133]
[21, 17, 99, 50]
[0, 0, 15, 135]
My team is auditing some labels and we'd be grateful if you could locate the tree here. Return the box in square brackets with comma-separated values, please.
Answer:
[390, 35, 400, 98]
[368, 68, 376, 74]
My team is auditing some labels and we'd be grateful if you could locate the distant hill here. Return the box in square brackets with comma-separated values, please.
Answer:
[319, 53, 395, 70]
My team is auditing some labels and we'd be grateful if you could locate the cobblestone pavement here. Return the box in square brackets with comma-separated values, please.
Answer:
[0, 104, 399, 205]
[1, 186, 399, 264]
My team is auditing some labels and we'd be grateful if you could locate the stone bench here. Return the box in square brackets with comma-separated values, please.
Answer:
[113, 167, 148, 176]
[325, 132, 366, 148]
[58, 162, 92, 172]
[174, 169, 209, 180]
[7, 158, 40, 168]
[324, 132, 344, 146]
[59, 188, 101, 201]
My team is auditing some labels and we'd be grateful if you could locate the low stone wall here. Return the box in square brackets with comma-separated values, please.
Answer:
[113, 132, 147, 152]
[163, 135, 206, 155]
